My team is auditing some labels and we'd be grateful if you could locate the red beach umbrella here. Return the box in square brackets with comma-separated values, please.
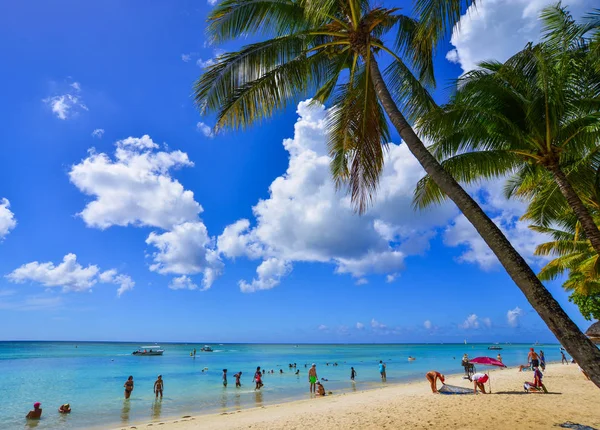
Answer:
[469, 356, 506, 367]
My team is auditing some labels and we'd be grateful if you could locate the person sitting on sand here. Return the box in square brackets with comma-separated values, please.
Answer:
[316, 381, 326, 396]
[124, 376, 134, 399]
[58, 403, 71, 414]
[518, 364, 531, 372]
[154, 375, 164, 398]
[26, 402, 42, 419]
[425, 371, 445, 394]
[469, 373, 488, 394]
[234, 371, 242, 387]
[524, 367, 546, 393]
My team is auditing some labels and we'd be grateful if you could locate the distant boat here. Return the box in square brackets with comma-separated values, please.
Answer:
[488, 346, 502, 350]
[200, 345, 213, 352]
[464, 339, 467, 345]
[132, 346, 164, 356]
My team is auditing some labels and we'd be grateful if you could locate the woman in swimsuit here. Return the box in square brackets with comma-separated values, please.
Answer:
[124, 376, 134, 399]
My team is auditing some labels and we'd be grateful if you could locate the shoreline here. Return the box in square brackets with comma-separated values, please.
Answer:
[111, 362, 600, 430]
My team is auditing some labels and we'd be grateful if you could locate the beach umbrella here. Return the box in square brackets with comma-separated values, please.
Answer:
[468, 357, 506, 393]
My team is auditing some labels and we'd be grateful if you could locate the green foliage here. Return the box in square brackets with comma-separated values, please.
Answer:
[569, 291, 600, 321]
[195, 0, 440, 213]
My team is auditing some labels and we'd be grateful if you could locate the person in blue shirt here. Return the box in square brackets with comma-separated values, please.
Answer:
[379, 360, 386, 381]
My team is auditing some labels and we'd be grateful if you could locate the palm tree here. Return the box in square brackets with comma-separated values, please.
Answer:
[194, 0, 600, 386]
[415, 5, 600, 256]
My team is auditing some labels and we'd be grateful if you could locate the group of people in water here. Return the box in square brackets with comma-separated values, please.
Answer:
[25, 402, 71, 420]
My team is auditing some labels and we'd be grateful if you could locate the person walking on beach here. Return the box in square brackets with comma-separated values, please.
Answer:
[528, 348, 539, 369]
[561, 350, 568, 364]
[309, 363, 318, 393]
[379, 360, 387, 382]
[254, 367, 263, 390]
[425, 371, 445, 393]
[350, 367, 357, 381]
[154, 375, 164, 398]
[234, 371, 242, 387]
[124, 376, 134, 399]
[222, 369, 228, 387]
[539, 351, 546, 371]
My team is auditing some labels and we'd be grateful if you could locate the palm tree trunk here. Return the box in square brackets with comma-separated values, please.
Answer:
[546, 163, 600, 255]
[369, 57, 600, 388]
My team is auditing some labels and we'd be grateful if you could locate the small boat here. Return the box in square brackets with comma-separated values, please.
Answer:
[132, 346, 164, 356]
[488, 346, 502, 350]
[408, 356, 416, 361]
[200, 345, 213, 352]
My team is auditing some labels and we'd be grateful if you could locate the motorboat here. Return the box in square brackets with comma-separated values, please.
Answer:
[488, 346, 502, 350]
[132, 346, 164, 356]
[200, 345, 213, 352]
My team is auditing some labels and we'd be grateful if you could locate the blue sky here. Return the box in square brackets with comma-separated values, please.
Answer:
[0, 0, 596, 343]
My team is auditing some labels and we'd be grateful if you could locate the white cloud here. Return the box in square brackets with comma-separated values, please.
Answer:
[460, 314, 480, 329]
[0, 295, 64, 311]
[386, 273, 398, 283]
[169, 275, 198, 291]
[207, 0, 218, 6]
[70, 82, 81, 91]
[371, 318, 387, 329]
[481, 317, 492, 328]
[0, 198, 17, 240]
[239, 258, 292, 293]
[91, 129, 105, 138]
[43, 94, 88, 120]
[318, 324, 328, 331]
[424, 320, 432, 330]
[146, 221, 224, 290]
[356, 322, 365, 330]
[448, 0, 596, 73]
[218, 100, 458, 291]
[6, 253, 134, 296]
[507, 306, 525, 327]
[181, 54, 192, 62]
[70, 135, 224, 290]
[355, 278, 368, 285]
[197, 122, 214, 138]
[197, 57, 216, 68]
[69, 135, 199, 230]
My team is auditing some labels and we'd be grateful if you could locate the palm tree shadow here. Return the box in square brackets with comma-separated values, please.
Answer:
[494, 391, 562, 395]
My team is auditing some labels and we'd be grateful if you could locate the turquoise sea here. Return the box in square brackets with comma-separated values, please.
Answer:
[1, 342, 562, 429]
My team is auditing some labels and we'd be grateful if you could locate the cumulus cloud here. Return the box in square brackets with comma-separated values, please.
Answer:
[507, 306, 525, 327]
[43, 81, 87, 120]
[447, 0, 597, 73]
[371, 318, 387, 329]
[386, 273, 398, 283]
[197, 58, 216, 68]
[169, 275, 198, 290]
[70, 135, 223, 290]
[197, 122, 214, 138]
[217, 100, 458, 291]
[181, 54, 192, 62]
[424, 320, 432, 330]
[91, 129, 105, 138]
[207, 0, 218, 6]
[355, 278, 368, 285]
[0, 198, 17, 240]
[318, 324, 328, 331]
[356, 322, 365, 330]
[6, 253, 134, 296]
[239, 258, 292, 293]
[460, 314, 480, 329]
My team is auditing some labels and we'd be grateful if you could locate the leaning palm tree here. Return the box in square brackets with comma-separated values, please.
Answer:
[194, 0, 600, 386]
[415, 5, 600, 255]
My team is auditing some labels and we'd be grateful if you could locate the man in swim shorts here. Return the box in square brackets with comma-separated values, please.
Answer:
[470, 373, 488, 394]
[379, 360, 386, 382]
[425, 371, 445, 393]
[528, 348, 539, 368]
[308, 363, 318, 393]
[154, 375, 163, 398]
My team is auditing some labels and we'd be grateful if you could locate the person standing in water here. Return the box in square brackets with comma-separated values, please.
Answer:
[124, 376, 134, 399]
[254, 367, 263, 390]
[154, 375, 164, 398]
[350, 367, 357, 381]
[308, 364, 318, 393]
[26, 402, 42, 419]
[379, 360, 387, 382]
[234, 371, 242, 387]
[222, 369, 228, 387]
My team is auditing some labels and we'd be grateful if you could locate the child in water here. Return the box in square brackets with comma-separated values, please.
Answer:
[234, 371, 242, 387]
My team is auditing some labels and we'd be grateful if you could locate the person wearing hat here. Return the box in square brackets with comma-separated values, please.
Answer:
[59, 403, 71, 413]
[528, 348, 540, 369]
[26, 402, 42, 419]
[154, 375, 164, 398]
[308, 363, 318, 393]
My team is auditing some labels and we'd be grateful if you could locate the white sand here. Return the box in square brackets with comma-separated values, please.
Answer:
[115, 364, 600, 430]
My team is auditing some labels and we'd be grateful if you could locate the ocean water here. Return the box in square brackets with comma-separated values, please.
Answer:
[1, 342, 562, 429]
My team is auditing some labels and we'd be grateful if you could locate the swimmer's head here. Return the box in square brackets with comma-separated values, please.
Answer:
[34, 402, 41, 408]
[312, 363, 316, 367]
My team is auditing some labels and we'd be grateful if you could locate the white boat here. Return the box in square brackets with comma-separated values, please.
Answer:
[200, 345, 213, 352]
[132, 346, 164, 356]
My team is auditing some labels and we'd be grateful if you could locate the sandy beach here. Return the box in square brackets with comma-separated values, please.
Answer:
[114, 363, 600, 430]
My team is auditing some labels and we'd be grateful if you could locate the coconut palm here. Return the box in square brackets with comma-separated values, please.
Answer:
[415, 5, 600, 256]
[194, 0, 600, 386]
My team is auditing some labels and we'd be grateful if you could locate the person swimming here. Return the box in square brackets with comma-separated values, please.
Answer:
[58, 403, 71, 414]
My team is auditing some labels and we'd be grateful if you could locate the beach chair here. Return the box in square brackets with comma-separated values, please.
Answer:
[463, 362, 475, 379]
